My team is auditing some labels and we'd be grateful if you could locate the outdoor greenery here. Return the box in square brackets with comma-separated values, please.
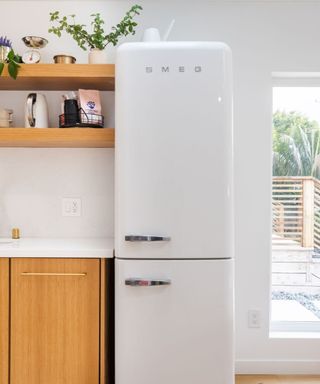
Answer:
[49, 5, 142, 50]
[273, 110, 320, 178]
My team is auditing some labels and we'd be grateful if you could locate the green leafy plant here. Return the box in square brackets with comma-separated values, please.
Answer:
[0, 49, 21, 80]
[273, 110, 320, 178]
[49, 5, 142, 51]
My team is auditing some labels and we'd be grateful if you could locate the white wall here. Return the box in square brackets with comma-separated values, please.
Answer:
[1, 0, 320, 374]
[0, 148, 114, 237]
[0, 1, 121, 239]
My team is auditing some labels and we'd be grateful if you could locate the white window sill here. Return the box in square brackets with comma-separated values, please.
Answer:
[270, 331, 320, 339]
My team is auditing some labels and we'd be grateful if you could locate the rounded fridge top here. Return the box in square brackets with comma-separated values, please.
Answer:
[117, 41, 232, 55]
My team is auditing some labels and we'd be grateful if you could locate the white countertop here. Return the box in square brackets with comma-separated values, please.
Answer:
[0, 237, 114, 258]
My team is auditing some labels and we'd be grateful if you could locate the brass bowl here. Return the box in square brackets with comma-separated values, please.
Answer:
[53, 54, 76, 64]
[22, 36, 48, 49]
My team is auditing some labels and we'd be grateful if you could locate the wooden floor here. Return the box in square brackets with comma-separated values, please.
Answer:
[236, 376, 320, 383]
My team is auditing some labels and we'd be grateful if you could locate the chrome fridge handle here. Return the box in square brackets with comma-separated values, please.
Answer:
[125, 235, 171, 242]
[125, 278, 171, 287]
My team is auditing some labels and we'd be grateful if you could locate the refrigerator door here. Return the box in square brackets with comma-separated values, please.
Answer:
[115, 258, 234, 384]
[115, 42, 233, 260]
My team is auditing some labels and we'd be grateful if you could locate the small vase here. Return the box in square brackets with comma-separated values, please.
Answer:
[88, 48, 107, 64]
[0, 46, 10, 63]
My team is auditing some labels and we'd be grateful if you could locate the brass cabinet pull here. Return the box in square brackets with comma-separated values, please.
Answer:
[21, 272, 87, 277]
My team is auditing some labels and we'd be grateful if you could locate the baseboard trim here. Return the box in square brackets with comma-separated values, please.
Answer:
[236, 360, 320, 374]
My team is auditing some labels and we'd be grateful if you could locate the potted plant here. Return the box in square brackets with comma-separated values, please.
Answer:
[0, 36, 21, 79]
[49, 4, 143, 63]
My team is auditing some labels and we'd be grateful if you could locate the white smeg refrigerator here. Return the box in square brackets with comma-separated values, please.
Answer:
[115, 42, 234, 384]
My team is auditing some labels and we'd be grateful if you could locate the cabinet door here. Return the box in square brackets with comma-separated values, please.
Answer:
[0, 258, 9, 384]
[11, 258, 100, 384]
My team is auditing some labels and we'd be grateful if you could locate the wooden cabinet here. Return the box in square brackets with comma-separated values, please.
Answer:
[0, 258, 109, 384]
[0, 259, 9, 384]
[11, 258, 100, 384]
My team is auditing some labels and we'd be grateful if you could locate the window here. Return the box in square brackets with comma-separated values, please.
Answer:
[271, 85, 320, 334]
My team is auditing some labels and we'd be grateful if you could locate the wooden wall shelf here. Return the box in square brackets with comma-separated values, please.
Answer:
[0, 128, 115, 148]
[0, 64, 115, 91]
[0, 65, 115, 147]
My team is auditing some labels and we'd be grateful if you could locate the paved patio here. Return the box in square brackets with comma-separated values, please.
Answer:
[314, 301, 320, 311]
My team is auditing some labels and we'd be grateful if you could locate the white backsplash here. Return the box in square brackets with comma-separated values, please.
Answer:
[0, 148, 114, 238]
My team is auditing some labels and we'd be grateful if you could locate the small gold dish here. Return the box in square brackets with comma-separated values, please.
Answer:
[53, 54, 76, 64]
[12, 228, 20, 240]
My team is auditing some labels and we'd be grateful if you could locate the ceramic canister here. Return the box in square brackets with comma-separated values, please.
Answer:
[0, 108, 13, 127]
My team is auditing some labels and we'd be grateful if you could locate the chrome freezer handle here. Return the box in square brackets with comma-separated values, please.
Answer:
[125, 235, 171, 242]
[125, 278, 171, 287]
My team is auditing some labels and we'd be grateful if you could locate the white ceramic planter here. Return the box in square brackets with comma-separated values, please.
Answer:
[88, 48, 107, 64]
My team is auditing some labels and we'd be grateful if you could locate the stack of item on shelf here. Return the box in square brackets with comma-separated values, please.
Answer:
[59, 89, 104, 128]
[0, 108, 13, 128]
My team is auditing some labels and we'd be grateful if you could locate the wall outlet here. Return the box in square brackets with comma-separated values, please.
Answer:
[62, 198, 82, 217]
[248, 310, 261, 328]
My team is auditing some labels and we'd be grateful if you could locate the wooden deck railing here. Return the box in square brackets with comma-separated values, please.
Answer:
[272, 177, 320, 250]
[314, 178, 320, 251]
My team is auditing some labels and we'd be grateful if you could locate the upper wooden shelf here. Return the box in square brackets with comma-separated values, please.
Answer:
[0, 64, 115, 91]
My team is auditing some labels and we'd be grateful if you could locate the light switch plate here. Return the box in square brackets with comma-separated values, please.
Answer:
[62, 198, 82, 217]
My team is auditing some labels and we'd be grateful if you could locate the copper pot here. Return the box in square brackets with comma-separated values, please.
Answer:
[53, 55, 76, 64]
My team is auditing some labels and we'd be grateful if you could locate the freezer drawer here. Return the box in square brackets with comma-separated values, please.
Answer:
[115, 258, 234, 384]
